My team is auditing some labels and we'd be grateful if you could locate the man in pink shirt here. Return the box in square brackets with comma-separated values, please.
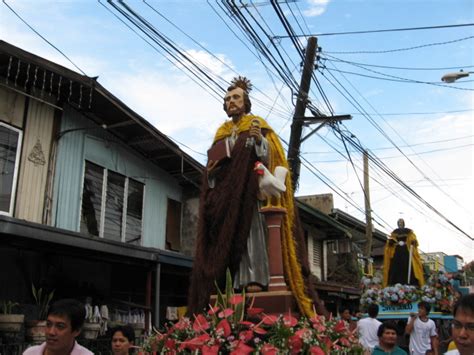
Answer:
[23, 299, 93, 355]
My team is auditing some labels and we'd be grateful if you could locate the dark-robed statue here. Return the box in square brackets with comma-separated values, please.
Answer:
[187, 76, 326, 318]
[383, 218, 425, 287]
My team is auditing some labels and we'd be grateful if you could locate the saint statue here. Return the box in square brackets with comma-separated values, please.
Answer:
[187, 77, 326, 317]
[383, 218, 425, 287]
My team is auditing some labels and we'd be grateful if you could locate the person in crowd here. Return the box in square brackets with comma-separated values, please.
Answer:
[339, 306, 357, 332]
[357, 303, 382, 353]
[111, 324, 136, 355]
[373, 322, 408, 355]
[445, 293, 474, 355]
[405, 301, 438, 355]
[23, 299, 93, 355]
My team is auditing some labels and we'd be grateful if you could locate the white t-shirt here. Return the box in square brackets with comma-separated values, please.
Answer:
[356, 317, 382, 351]
[444, 350, 460, 355]
[408, 317, 437, 355]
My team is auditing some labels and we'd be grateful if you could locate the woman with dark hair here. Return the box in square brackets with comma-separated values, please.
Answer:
[111, 325, 135, 355]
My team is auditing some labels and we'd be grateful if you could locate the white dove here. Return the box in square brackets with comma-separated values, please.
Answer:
[254, 161, 288, 208]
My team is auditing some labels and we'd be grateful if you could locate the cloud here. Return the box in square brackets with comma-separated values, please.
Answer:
[303, 0, 331, 17]
[296, 111, 474, 261]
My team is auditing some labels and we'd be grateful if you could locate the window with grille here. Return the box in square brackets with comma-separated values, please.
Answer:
[0, 122, 22, 216]
[80, 161, 144, 245]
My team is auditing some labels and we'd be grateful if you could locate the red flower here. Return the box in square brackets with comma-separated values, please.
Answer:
[239, 321, 255, 328]
[208, 306, 220, 315]
[289, 334, 303, 354]
[261, 343, 278, 354]
[283, 314, 298, 327]
[253, 326, 267, 335]
[310, 346, 326, 355]
[334, 320, 347, 333]
[239, 330, 254, 342]
[164, 338, 175, 349]
[247, 307, 264, 316]
[230, 341, 254, 355]
[173, 318, 190, 330]
[339, 338, 351, 347]
[180, 333, 211, 351]
[218, 308, 235, 318]
[202, 344, 220, 355]
[193, 314, 210, 332]
[229, 295, 244, 305]
[323, 336, 333, 351]
[262, 314, 279, 325]
[217, 319, 231, 337]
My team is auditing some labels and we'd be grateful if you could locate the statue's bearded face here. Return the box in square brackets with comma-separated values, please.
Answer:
[397, 218, 405, 228]
[224, 87, 246, 117]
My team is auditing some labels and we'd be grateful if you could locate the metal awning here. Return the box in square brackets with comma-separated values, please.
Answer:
[0, 215, 193, 267]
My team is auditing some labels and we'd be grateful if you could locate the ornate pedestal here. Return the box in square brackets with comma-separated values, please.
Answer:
[260, 206, 288, 292]
[249, 207, 298, 315]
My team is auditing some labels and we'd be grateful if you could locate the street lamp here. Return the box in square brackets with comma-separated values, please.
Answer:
[441, 70, 473, 83]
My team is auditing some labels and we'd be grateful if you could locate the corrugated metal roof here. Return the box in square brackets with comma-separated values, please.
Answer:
[0, 40, 203, 188]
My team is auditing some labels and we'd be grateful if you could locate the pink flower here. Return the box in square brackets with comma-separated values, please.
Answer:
[218, 308, 234, 318]
[230, 341, 254, 355]
[261, 343, 278, 355]
[310, 346, 326, 355]
[229, 295, 244, 305]
[193, 314, 210, 332]
[217, 319, 231, 337]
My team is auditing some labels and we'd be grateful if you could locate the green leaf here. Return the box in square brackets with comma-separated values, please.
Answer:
[225, 268, 233, 306]
[214, 280, 225, 311]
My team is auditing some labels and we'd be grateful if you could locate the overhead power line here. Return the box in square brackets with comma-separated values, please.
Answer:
[332, 125, 473, 241]
[322, 35, 474, 54]
[322, 54, 474, 71]
[273, 23, 474, 39]
[3, 0, 88, 76]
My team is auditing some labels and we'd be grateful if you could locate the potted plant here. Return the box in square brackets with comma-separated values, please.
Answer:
[25, 284, 54, 343]
[0, 300, 25, 335]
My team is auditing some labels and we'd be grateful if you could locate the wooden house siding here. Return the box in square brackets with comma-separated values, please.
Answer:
[0, 86, 25, 128]
[15, 99, 55, 222]
[52, 105, 182, 249]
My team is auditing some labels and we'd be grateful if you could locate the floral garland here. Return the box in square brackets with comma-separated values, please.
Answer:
[360, 272, 455, 312]
[138, 271, 362, 354]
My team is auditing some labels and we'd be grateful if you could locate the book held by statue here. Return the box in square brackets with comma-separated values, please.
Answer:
[207, 139, 231, 162]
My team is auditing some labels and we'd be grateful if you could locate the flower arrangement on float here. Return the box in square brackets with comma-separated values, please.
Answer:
[138, 270, 362, 354]
[360, 272, 455, 313]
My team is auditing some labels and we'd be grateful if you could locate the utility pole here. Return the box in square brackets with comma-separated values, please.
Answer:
[287, 37, 352, 190]
[363, 150, 373, 273]
[287, 36, 317, 190]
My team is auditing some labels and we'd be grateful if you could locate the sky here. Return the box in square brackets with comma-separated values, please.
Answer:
[1, 0, 473, 263]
